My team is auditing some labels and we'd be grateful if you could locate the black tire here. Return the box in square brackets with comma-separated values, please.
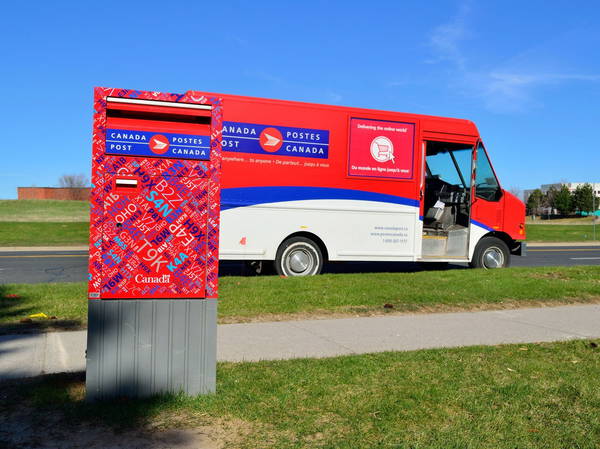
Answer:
[470, 236, 510, 269]
[275, 236, 324, 276]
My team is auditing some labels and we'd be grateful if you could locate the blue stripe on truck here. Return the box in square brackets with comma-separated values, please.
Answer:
[221, 186, 419, 211]
[470, 219, 494, 232]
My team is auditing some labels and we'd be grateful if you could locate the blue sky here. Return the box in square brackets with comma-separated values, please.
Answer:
[1, 0, 599, 199]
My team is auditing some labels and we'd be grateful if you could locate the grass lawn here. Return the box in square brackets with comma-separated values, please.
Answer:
[526, 224, 599, 242]
[0, 222, 89, 246]
[2, 266, 599, 331]
[0, 200, 89, 246]
[0, 200, 89, 222]
[3, 340, 600, 448]
[4, 223, 595, 247]
[0, 282, 86, 332]
[0, 200, 597, 246]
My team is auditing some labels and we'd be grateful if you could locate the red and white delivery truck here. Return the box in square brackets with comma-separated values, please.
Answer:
[188, 91, 526, 276]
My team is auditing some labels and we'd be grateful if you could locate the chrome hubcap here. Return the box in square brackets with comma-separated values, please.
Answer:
[289, 250, 310, 273]
[483, 247, 504, 268]
[282, 242, 319, 276]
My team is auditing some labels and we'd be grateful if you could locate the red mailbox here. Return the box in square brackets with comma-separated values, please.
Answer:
[88, 88, 223, 300]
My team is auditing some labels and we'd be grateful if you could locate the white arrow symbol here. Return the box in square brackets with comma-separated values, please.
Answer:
[152, 138, 168, 149]
[263, 133, 281, 147]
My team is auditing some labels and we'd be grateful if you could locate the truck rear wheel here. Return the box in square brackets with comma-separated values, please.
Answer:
[275, 236, 323, 276]
[470, 236, 510, 269]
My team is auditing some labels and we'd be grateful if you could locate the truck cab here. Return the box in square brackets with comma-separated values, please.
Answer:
[421, 139, 525, 267]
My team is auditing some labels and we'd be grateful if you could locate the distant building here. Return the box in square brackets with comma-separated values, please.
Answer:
[524, 182, 600, 215]
[524, 182, 600, 202]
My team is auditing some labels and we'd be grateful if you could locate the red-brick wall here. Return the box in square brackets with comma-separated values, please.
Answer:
[18, 187, 91, 201]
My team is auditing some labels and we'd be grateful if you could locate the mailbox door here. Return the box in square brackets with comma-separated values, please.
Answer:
[103, 98, 212, 178]
[100, 170, 210, 299]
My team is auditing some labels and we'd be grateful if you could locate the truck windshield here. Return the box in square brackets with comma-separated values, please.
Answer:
[426, 143, 472, 189]
[475, 143, 501, 201]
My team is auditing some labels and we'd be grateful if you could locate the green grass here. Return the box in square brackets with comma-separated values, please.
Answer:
[0, 200, 89, 222]
[2, 266, 599, 330]
[0, 282, 86, 332]
[0, 200, 597, 246]
[0, 200, 89, 246]
[0, 222, 88, 246]
[3, 222, 596, 246]
[526, 224, 599, 242]
[5, 340, 600, 448]
[217, 265, 600, 321]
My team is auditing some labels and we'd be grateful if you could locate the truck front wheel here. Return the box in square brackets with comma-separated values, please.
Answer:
[470, 236, 510, 269]
[275, 236, 323, 276]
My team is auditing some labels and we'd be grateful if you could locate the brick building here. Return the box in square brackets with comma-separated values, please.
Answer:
[18, 187, 91, 201]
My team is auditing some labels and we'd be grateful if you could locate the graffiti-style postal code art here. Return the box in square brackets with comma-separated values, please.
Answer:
[89, 87, 223, 300]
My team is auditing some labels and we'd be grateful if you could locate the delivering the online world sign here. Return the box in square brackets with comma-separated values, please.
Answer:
[348, 118, 415, 180]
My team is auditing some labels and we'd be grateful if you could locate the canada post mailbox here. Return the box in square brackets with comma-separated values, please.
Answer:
[86, 87, 222, 400]
[89, 88, 222, 299]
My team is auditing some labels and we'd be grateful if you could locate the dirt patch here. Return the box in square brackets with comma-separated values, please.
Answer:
[0, 403, 256, 449]
[0, 373, 262, 449]
[149, 412, 257, 448]
[528, 272, 573, 281]
[0, 415, 217, 449]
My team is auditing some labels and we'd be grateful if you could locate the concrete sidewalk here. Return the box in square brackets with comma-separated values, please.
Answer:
[1, 304, 599, 381]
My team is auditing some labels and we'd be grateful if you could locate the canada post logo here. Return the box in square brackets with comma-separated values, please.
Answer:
[105, 129, 210, 161]
[222, 121, 329, 159]
[149, 134, 170, 155]
[259, 127, 283, 152]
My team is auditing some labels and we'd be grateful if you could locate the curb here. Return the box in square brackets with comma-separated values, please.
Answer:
[527, 242, 600, 247]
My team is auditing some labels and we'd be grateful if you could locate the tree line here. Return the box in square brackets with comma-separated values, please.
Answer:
[527, 184, 599, 216]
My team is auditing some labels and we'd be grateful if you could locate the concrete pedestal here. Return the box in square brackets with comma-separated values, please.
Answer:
[86, 299, 217, 400]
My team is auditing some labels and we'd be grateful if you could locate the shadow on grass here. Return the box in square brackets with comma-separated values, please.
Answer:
[0, 295, 195, 445]
[18, 372, 178, 427]
[0, 319, 84, 336]
[0, 285, 83, 335]
[1, 372, 201, 448]
[0, 284, 34, 320]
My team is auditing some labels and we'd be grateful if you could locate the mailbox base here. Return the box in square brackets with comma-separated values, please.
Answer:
[86, 299, 217, 401]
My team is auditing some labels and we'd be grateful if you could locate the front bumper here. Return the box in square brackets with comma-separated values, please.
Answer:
[511, 241, 526, 257]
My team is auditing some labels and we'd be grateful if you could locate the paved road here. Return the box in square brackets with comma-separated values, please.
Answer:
[513, 246, 600, 267]
[1, 245, 599, 284]
[1, 303, 599, 380]
[0, 250, 89, 284]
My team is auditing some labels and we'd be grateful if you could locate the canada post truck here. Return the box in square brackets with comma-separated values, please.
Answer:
[189, 91, 526, 276]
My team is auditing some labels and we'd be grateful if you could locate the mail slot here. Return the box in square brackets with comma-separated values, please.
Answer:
[115, 178, 138, 188]
[88, 88, 223, 300]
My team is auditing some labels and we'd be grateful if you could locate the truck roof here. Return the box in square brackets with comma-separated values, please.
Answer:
[188, 90, 480, 139]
